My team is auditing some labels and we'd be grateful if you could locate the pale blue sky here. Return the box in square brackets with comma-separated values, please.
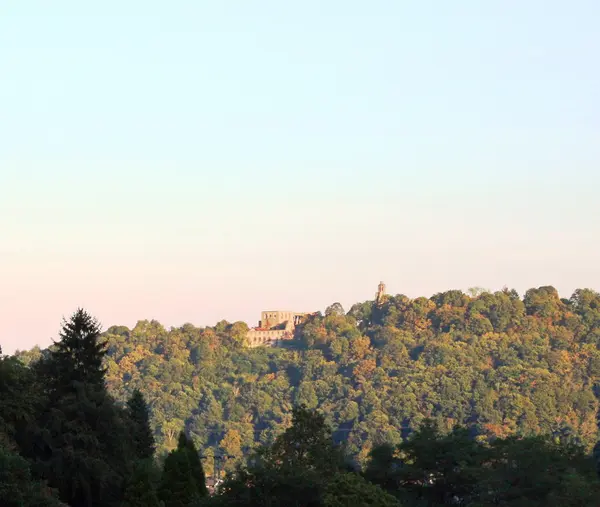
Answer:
[1, 1, 599, 353]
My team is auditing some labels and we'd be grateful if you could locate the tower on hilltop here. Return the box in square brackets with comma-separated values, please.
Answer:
[376, 281, 386, 305]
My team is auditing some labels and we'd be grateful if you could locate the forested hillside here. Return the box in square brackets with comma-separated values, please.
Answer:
[17, 285, 600, 475]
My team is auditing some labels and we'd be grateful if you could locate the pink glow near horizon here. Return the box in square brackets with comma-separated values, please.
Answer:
[2, 242, 597, 354]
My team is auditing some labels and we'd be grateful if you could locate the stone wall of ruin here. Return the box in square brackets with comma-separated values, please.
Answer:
[247, 328, 292, 347]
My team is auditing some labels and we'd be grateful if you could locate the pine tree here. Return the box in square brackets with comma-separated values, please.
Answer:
[30, 309, 131, 507]
[184, 433, 208, 497]
[159, 432, 207, 507]
[127, 389, 156, 460]
[51, 308, 107, 391]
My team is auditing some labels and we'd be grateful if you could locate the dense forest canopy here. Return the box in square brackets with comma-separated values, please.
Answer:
[14, 285, 600, 470]
[4, 285, 600, 505]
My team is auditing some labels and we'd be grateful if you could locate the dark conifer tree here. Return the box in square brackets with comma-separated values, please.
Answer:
[51, 308, 107, 391]
[29, 309, 131, 507]
[184, 434, 208, 498]
[127, 389, 156, 460]
[159, 431, 207, 507]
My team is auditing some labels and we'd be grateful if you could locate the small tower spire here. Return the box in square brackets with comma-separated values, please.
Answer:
[376, 281, 386, 305]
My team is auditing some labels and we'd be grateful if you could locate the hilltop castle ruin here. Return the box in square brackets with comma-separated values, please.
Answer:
[246, 282, 387, 347]
[246, 311, 309, 347]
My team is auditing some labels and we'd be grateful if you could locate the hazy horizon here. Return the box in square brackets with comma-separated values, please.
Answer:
[2, 1, 599, 355]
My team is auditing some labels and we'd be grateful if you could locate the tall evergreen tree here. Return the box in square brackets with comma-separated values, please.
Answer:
[29, 309, 131, 507]
[184, 434, 208, 497]
[159, 432, 207, 507]
[51, 308, 107, 390]
[127, 389, 156, 460]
